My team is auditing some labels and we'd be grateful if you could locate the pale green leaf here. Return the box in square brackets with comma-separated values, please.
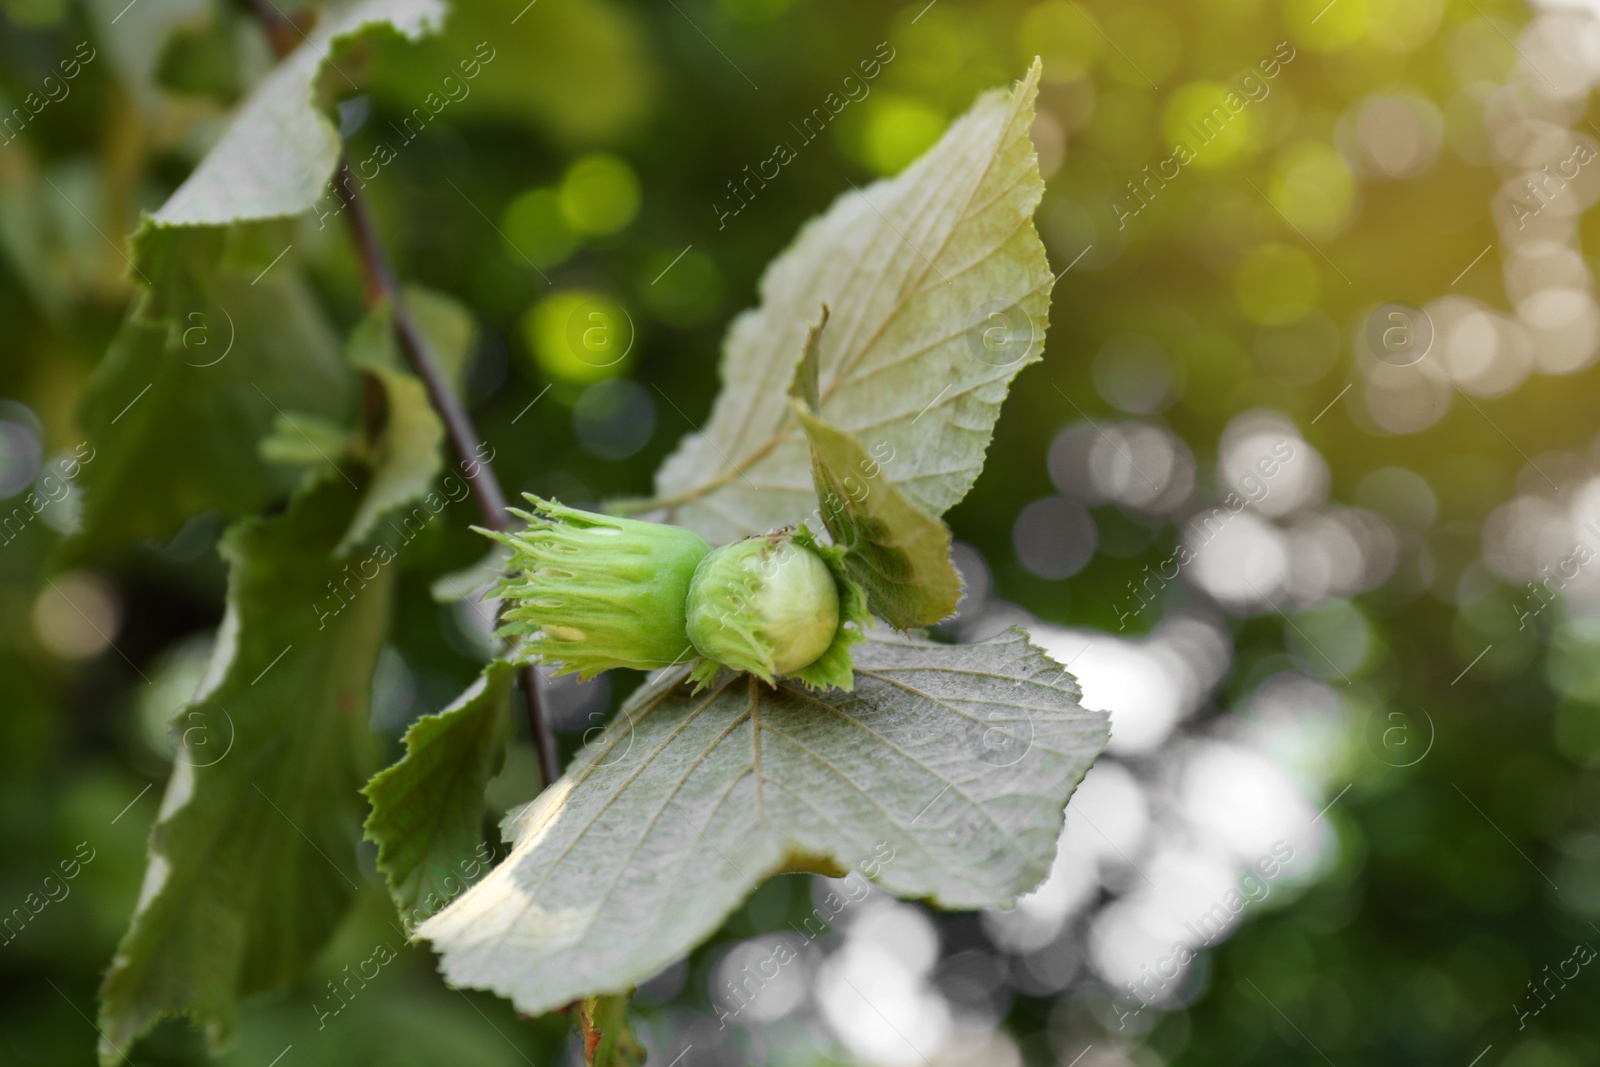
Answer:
[635, 61, 1051, 543]
[259, 410, 353, 468]
[363, 661, 514, 931]
[97, 475, 395, 1061]
[793, 397, 962, 630]
[130, 0, 446, 278]
[418, 627, 1105, 1015]
[343, 368, 444, 553]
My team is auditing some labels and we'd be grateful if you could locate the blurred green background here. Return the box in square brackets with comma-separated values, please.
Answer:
[5, 0, 1600, 1063]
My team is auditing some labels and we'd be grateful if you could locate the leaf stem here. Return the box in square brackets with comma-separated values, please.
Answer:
[240, 0, 560, 788]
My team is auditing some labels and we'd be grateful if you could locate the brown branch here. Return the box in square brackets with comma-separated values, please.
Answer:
[335, 178, 561, 787]
[243, 0, 560, 787]
[334, 176, 510, 527]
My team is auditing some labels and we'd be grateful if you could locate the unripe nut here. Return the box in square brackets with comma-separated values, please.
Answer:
[685, 535, 840, 680]
[489, 497, 711, 678]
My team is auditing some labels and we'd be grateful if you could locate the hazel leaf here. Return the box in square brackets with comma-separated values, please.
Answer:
[69, 269, 349, 562]
[339, 289, 475, 554]
[792, 396, 963, 630]
[635, 60, 1051, 543]
[96, 476, 394, 1062]
[417, 627, 1105, 1016]
[70, 0, 450, 562]
[130, 0, 446, 280]
[787, 305, 826, 411]
[363, 661, 514, 931]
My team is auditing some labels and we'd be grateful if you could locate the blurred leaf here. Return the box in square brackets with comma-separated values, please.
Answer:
[337, 286, 477, 551]
[429, 544, 509, 604]
[155, 14, 244, 102]
[793, 397, 961, 629]
[398, 285, 478, 390]
[97, 475, 395, 1061]
[0, 157, 127, 316]
[343, 365, 442, 554]
[363, 660, 513, 931]
[0, 0, 67, 26]
[636, 61, 1051, 543]
[576, 993, 645, 1067]
[70, 270, 349, 560]
[365, 0, 655, 144]
[130, 0, 446, 281]
[85, 0, 214, 113]
[418, 628, 1104, 1015]
[259, 410, 353, 468]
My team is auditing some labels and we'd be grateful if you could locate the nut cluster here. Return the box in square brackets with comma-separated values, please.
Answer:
[485, 497, 862, 689]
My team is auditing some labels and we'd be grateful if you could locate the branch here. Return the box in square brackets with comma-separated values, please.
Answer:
[242, 0, 560, 788]
[335, 174, 509, 527]
[335, 176, 561, 788]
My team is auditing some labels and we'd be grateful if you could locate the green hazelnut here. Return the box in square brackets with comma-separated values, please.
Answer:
[684, 534, 841, 681]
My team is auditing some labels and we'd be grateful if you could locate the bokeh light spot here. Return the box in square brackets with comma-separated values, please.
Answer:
[0, 402, 44, 499]
[33, 571, 120, 661]
[1103, 7, 1182, 87]
[559, 154, 641, 237]
[500, 187, 579, 270]
[1013, 496, 1096, 579]
[521, 290, 634, 385]
[1285, 0, 1371, 51]
[1017, 0, 1104, 83]
[1161, 80, 1260, 170]
[642, 248, 723, 328]
[1093, 334, 1178, 413]
[1270, 140, 1357, 239]
[856, 94, 947, 176]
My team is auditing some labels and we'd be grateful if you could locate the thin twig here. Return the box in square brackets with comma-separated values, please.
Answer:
[334, 174, 511, 525]
[242, 0, 559, 787]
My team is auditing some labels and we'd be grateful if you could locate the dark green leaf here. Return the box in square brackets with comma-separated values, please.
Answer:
[97, 475, 394, 1061]
[72, 0, 451, 560]
[363, 661, 513, 931]
[70, 270, 350, 560]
